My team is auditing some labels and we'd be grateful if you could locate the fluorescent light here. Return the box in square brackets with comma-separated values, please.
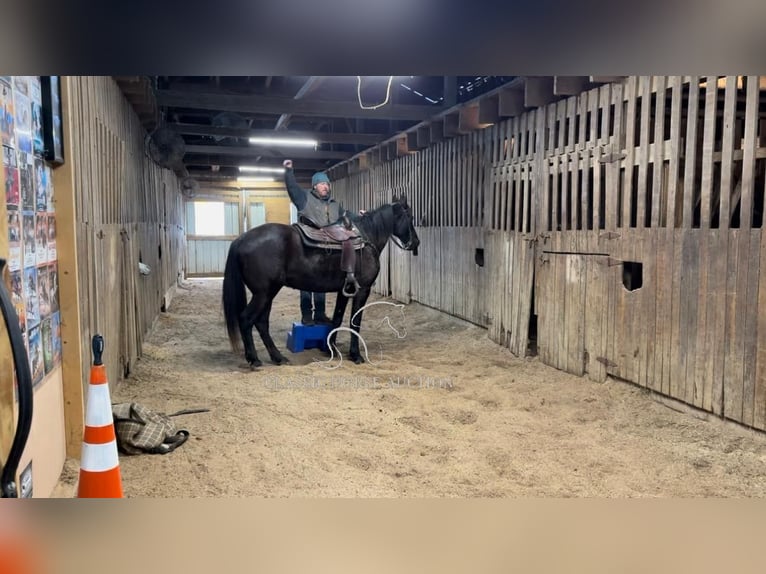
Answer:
[237, 176, 276, 183]
[249, 136, 318, 147]
[238, 166, 285, 174]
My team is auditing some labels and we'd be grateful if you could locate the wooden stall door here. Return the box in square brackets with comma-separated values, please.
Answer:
[536, 241, 611, 382]
[487, 230, 535, 356]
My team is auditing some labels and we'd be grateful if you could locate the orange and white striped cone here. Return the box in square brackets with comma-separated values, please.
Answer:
[77, 334, 123, 498]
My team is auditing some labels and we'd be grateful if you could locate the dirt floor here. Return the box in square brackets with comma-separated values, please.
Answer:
[88, 278, 766, 497]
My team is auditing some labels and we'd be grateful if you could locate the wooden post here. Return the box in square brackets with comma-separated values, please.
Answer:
[51, 76, 86, 458]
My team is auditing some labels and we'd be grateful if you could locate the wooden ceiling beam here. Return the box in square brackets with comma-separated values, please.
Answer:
[275, 76, 325, 131]
[554, 76, 590, 96]
[169, 125, 388, 145]
[184, 144, 351, 160]
[183, 155, 338, 169]
[524, 77, 557, 108]
[156, 89, 444, 121]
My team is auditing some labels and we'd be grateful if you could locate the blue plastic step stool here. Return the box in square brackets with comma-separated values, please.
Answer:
[286, 322, 331, 353]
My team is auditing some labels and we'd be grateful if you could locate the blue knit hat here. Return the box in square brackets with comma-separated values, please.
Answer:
[312, 172, 330, 187]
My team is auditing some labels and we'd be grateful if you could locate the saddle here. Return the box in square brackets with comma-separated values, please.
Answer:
[293, 218, 365, 297]
[293, 221, 365, 251]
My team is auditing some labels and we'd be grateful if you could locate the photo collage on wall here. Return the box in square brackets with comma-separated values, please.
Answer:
[3, 76, 61, 388]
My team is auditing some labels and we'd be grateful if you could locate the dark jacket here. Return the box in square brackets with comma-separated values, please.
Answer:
[284, 168, 345, 228]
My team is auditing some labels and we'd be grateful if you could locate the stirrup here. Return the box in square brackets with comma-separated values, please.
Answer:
[342, 274, 360, 297]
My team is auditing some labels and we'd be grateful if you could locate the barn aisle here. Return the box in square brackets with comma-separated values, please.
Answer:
[106, 279, 766, 497]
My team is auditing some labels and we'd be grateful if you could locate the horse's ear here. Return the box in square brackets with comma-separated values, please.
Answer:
[400, 193, 408, 206]
[392, 194, 399, 203]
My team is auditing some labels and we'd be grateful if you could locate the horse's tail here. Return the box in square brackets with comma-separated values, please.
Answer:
[222, 239, 246, 351]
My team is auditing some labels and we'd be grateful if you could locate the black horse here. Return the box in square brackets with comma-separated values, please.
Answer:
[222, 194, 420, 367]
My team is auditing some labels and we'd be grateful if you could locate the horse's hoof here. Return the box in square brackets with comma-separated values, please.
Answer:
[350, 354, 365, 364]
[271, 355, 289, 365]
[248, 360, 262, 370]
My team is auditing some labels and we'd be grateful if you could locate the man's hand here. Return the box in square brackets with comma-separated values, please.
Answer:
[359, 210, 367, 215]
[283, 159, 293, 169]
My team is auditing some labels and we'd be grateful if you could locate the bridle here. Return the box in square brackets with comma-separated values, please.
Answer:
[389, 204, 417, 251]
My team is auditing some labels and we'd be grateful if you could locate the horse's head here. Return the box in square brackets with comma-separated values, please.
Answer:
[391, 194, 420, 256]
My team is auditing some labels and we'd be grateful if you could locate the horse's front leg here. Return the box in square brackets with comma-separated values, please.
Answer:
[348, 287, 372, 364]
[325, 291, 350, 356]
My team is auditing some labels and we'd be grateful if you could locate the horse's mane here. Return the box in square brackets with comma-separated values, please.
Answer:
[353, 202, 395, 240]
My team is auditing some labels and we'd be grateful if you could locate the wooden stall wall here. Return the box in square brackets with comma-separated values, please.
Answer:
[332, 75, 766, 431]
[333, 110, 536, 357]
[536, 76, 766, 430]
[64, 76, 185, 390]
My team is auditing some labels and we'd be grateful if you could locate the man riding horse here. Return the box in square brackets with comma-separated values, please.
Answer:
[282, 159, 362, 308]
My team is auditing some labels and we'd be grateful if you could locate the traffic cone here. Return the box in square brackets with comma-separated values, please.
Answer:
[77, 334, 123, 498]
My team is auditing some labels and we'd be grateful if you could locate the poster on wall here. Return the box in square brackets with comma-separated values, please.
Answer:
[47, 214, 56, 260]
[29, 77, 44, 157]
[1, 78, 15, 147]
[24, 265, 39, 330]
[7, 211, 21, 271]
[14, 86, 32, 155]
[28, 324, 44, 386]
[3, 145, 18, 206]
[3, 76, 62, 390]
[35, 214, 47, 266]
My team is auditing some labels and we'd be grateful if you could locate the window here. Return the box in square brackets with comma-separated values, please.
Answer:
[193, 201, 224, 236]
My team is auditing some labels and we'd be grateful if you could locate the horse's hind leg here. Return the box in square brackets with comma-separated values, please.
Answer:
[254, 295, 289, 365]
[239, 294, 267, 368]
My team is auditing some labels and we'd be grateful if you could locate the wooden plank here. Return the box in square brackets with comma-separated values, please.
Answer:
[699, 76, 718, 229]
[590, 86, 608, 229]
[651, 76, 666, 227]
[643, 230, 659, 391]
[722, 230, 742, 420]
[636, 76, 651, 229]
[680, 230, 700, 404]
[668, 230, 686, 399]
[682, 78, 700, 228]
[656, 226, 673, 396]
[719, 76, 737, 229]
[742, 230, 761, 426]
[595, 85, 611, 231]
[693, 231, 711, 409]
[579, 92, 591, 230]
[565, 253, 586, 376]
[666, 77, 683, 229]
[605, 232, 627, 382]
[739, 76, 759, 229]
[606, 81, 623, 230]
[585, 252, 607, 382]
[622, 77, 638, 228]
[754, 228, 766, 429]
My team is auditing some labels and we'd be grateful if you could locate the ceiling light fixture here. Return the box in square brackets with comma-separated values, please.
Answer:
[249, 137, 318, 148]
[237, 176, 276, 183]
[238, 166, 285, 174]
